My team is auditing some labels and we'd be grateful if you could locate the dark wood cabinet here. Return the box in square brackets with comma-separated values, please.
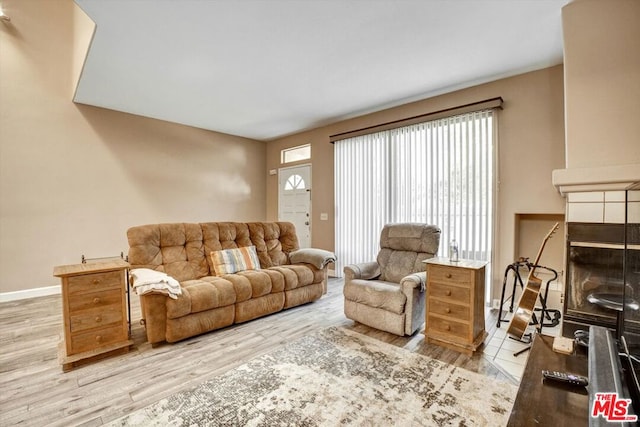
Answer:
[508, 334, 589, 426]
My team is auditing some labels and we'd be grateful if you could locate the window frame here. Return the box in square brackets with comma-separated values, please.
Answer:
[281, 144, 311, 164]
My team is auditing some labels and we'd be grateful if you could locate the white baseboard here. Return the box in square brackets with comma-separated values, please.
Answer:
[0, 285, 61, 303]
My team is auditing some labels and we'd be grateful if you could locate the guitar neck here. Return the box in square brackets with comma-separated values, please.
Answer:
[528, 222, 559, 277]
[528, 244, 546, 277]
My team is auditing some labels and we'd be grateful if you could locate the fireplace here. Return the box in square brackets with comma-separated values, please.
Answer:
[563, 220, 640, 337]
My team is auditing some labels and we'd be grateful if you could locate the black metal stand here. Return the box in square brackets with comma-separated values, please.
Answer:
[496, 259, 529, 328]
[505, 265, 560, 357]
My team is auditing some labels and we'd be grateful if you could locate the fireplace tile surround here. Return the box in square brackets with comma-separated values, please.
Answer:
[566, 190, 640, 224]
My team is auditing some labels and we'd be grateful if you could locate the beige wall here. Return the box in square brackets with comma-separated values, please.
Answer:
[0, 0, 266, 294]
[267, 66, 567, 299]
[562, 0, 640, 169]
[0, 0, 570, 301]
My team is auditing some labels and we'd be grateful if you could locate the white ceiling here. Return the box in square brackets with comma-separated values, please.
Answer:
[73, 0, 569, 141]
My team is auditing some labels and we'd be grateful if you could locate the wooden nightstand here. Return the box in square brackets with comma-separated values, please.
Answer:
[424, 257, 487, 355]
[53, 259, 133, 371]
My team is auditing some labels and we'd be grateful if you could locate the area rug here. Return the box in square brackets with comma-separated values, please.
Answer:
[108, 327, 517, 426]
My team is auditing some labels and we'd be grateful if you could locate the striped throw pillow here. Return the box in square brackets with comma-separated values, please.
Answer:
[210, 246, 261, 276]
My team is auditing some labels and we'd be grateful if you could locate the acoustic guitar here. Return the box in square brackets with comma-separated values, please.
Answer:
[507, 222, 559, 340]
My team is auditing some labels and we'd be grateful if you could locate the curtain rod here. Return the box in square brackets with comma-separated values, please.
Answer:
[329, 97, 503, 143]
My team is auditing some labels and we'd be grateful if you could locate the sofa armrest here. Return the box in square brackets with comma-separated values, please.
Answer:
[344, 262, 381, 281]
[400, 272, 426, 292]
[289, 248, 336, 269]
[139, 293, 169, 345]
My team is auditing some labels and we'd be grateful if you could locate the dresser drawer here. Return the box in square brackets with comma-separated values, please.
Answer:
[69, 304, 123, 333]
[429, 282, 470, 302]
[429, 265, 472, 285]
[428, 298, 470, 321]
[68, 288, 122, 313]
[428, 316, 469, 340]
[69, 324, 126, 354]
[67, 270, 122, 295]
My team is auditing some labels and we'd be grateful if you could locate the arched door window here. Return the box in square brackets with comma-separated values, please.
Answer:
[284, 174, 306, 191]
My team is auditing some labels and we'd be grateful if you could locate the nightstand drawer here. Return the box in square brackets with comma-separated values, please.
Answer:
[68, 288, 122, 313]
[428, 298, 470, 321]
[69, 304, 123, 333]
[429, 265, 471, 285]
[69, 324, 126, 354]
[429, 282, 470, 302]
[428, 316, 469, 339]
[67, 270, 122, 295]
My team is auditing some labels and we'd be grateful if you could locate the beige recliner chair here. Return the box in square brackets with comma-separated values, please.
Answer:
[343, 223, 441, 336]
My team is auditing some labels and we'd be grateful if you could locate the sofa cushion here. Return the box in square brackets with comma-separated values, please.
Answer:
[202, 222, 254, 273]
[237, 269, 286, 294]
[234, 270, 272, 298]
[166, 277, 236, 319]
[127, 223, 209, 282]
[216, 269, 285, 302]
[268, 265, 315, 290]
[247, 222, 299, 268]
[254, 268, 286, 293]
[209, 246, 261, 276]
[343, 279, 407, 315]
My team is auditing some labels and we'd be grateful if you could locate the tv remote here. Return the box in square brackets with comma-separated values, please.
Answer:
[542, 370, 589, 387]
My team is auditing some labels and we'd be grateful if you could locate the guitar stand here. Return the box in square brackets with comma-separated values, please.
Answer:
[497, 261, 561, 329]
[497, 259, 529, 328]
[507, 265, 560, 357]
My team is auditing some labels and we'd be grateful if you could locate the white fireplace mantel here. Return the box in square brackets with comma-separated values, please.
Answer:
[552, 164, 640, 196]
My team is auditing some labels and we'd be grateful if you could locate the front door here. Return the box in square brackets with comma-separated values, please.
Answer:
[278, 165, 311, 248]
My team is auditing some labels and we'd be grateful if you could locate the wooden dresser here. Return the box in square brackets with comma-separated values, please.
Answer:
[53, 259, 133, 371]
[424, 257, 487, 355]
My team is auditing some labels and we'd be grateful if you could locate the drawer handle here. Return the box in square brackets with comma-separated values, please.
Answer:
[93, 297, 101, 304]
[445, 308, 451, 313]
[95, 316, 102, 323]
[445, 273, 452, 278]
[92, 279, 101, 285]
[445, 290, 452, 296]
[95, 335, 102, 343]
[445, 325, 451, 331]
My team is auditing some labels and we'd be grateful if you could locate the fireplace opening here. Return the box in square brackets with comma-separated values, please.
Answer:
[563, 223, 640, 336]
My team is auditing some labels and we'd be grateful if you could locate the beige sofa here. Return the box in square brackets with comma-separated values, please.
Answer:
[127, 221, 335, 345]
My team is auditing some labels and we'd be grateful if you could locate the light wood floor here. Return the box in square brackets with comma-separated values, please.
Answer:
[0, 279, 513, 427]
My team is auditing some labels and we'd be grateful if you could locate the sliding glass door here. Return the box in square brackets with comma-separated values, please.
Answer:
[334, 109, 496, 300]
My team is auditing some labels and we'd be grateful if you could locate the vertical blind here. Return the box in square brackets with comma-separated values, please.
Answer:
[334, 110, 496, 299]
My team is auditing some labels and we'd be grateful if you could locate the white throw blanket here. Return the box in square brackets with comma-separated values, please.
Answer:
[130, 268, 182, 299]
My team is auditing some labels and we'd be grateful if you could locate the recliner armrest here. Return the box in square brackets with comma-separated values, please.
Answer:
[344, 262, 381, 281]
[400, 272, 426, 292]
[289, 248, 336, 269]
